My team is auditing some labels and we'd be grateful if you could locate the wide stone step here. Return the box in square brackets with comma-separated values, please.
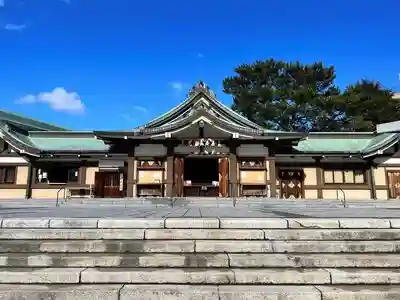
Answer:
[1, 268, 399, 284]
[263, 229, 400, 240]
[0, 285, 123, 300]
[1, 253, 400, 268]
[0, 240, 195, 253]
[1, 240, 400, 253]
[2, 284, 400, 300]
[196, 240, 400, 253]
[315, 285, 400, 300]
[0, 268, 329, 284]
[124, 285, 319, 300]
[145, 228, 400, 240]
[2, 228, 400, 240]
[2, 218, 399, 229]
[0, 253, 229, 268]
[228, 253, 400, 268]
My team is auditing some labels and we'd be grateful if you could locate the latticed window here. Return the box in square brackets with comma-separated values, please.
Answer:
[0, 166, 16, 184]
[323, 169, 366, 184]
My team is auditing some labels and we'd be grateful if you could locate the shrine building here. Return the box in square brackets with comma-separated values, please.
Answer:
[1, 81, 400, 200]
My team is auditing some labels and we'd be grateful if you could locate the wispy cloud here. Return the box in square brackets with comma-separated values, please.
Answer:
[60, 0, 70, 4]
[197, 53, 204, 58]
[133, 105, 148, 113]
[16, 87, 85, 114]
[0, 0, 4, 7]
[169, 81, 184, 91]
[4, 23, 26, 31]
[121, 113, 135, 123]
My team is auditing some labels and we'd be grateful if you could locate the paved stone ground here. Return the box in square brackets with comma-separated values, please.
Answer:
[1, 198, 400, 218]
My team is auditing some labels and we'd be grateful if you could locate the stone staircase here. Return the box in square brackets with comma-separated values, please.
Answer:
[0, 217, 400, 299]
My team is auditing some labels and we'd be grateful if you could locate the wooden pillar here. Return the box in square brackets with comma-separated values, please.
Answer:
[268, 158, 277, 197]
[25, 163, 35, 199]
[229, 145, 238, 197]
[78, 166, 87, 185]
[316, 165, 323, 199]
[166, 144, 174, 197]
[369, 164, 377, 200]
[126, 157, 135, 197]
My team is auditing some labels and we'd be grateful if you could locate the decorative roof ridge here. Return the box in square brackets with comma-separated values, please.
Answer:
[0, 126, 40, 156]
[263, 130, 305, 136]
[188, 81, 265, 130]
[143, 85, 201, 128]
[143, 80, 264, 131]
[308, 131, 376, 136]
[143, 113, 192, 134]
[28, 131, 97, 137]
[206, 112, 263, 135]
[0, 110, 68, 131]
[142, 107, 266, 136]
[362, 133, 400, 157]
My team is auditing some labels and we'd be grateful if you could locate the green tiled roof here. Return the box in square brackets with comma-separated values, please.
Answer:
[28, 136, 109, 152]
[295, 138, 371, 153]
[10, 131, 38, 148]
[0, 110, 67, 131]
[362, 133, 399, 154]
[1, 124, 108, 152]
[0, 110, 107, 153]
[294, 133, 400, 155]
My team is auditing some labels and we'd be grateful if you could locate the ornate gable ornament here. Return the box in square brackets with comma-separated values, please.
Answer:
[187, 80, 216, 98]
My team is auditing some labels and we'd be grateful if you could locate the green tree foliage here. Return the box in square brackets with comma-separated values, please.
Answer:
[223, 58, 399, 132]
[339, 80, 400, 131]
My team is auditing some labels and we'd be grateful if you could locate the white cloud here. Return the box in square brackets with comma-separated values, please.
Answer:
[0, 0, 4, 7]
[121, 113, 135, 123]
[17, 87, 85, 114]
[133, 105, 148, 113]
[169, 81, 184, 91]
[197, 53, 204, 58]
[18, 94, 36, 103]
[4, 23, 26, 31]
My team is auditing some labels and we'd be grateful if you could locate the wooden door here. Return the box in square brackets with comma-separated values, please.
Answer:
[174, 157, 184, 197]
[219, 158, 229, 197]
[279, 170, 304, 199]
[388, 171, 400, 199]
[104, 172, 122, 198]
[94, 172, 122, 198]
[94, 172, 104, 198]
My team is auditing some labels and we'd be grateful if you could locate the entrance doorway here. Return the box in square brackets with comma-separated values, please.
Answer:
[173, 157, 229, 197]
[184, 157, 219, 197]
[94, 172, 124, 198]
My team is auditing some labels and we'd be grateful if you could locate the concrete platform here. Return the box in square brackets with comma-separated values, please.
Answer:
[2, 198, 400, 218]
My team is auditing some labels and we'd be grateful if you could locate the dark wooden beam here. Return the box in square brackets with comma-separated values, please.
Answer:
[126, 157, 135, 197]
[268, 157, 277, 197]
[229, 144, 238, 197]
[79, 166, 87, 185]
[25, 162, 35, 199]
[166, 144, 174, 197]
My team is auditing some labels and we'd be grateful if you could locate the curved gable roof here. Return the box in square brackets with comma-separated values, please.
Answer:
[0, 110, 68, 131]
[143, 81, 265, 131]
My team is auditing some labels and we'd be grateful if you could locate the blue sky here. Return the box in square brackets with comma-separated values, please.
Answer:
[0, 0, 399, 130]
